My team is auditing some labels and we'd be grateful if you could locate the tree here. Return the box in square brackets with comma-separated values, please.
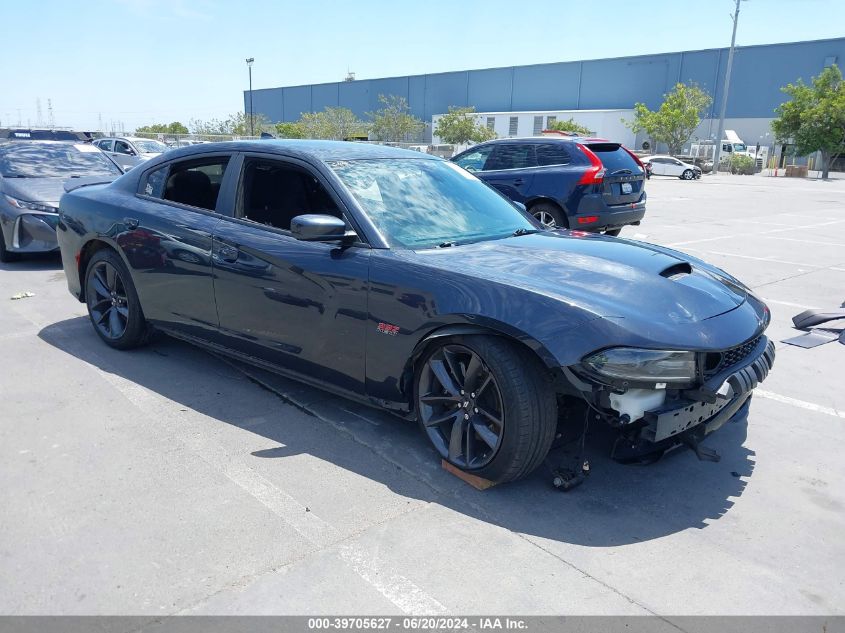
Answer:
[625, 83, 712, 155]
[189, 112, 272, 137]
[546, 117, 592, 135]
[368, 94, 424, 142]
[135, 121, 189, 135]
[274, 122, 303, 139]
[297, 107, 366, 140]
[433, 106, 496, 145]
[772, 64, 845, 180]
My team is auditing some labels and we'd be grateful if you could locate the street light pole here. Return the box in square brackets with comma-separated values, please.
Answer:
[246, 57, 255, 136]
[711, 0, 745, 174]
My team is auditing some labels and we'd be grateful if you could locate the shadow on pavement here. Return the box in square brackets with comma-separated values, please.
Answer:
[39, 317, 755, 548]
[0, 251, 62, 272]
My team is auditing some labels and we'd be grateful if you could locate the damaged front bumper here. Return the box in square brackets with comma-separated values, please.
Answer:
[571, 337, 776, 461]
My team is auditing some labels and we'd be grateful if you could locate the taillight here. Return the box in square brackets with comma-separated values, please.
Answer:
[577, 216, 599, 224]
[576, 144, 606, 185]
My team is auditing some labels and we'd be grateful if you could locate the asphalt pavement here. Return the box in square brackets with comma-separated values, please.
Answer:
[1, 173, 843, 616]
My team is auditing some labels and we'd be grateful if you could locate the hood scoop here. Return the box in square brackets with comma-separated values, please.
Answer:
[660, 262, 693, 280]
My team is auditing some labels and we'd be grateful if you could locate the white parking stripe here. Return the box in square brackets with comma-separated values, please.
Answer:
[756, 390, 845, 420]
[762, 298, 820, 310]
[681, 248, 824, 269]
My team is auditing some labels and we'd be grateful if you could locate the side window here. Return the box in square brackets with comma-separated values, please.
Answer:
[98, 139, 113, 152]
[239, 159, 342, 231]
[485, 144, 537, 171]
[722, 143, 732, 153]
[162, 157, 230, 211]
[536, 143, 571, 166]
[114, 140, 132, 155]
[141, 165, 168, 197]
[453, 145, 494, 173]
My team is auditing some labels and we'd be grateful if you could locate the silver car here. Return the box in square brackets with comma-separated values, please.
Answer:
[93, 136, 168, 170]
[0, 141, 122, 262]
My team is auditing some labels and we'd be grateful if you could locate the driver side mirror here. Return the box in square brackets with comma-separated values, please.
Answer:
[291, 214, 353, 242]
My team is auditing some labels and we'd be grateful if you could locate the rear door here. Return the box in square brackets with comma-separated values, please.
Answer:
[124, 153, 234, 336]
[585, 142, 644, 206]
[479, 143, 536, 203]
[649, 157, 666, 176]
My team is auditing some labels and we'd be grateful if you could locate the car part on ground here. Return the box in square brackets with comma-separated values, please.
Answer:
[451, 137, 646, 233]
[58, 139, 774, 486]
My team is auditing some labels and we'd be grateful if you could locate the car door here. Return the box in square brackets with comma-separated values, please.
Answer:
[210, 153, 370, 395]
[123, 153, 234, 337]
[479, 143, 536, 203]
[666, 158, 686, 176]
[649, 158, 666, 176]
[113, 139, 141, 169]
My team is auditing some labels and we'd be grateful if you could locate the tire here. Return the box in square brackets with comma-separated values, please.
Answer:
[681, 169, 695, 180]
[604, 228, 622, 237]
[0, 225, 20, 263]
[415, 335, 557, 483]
[84, 249, 151, 350]
[529, 202, 567, 229]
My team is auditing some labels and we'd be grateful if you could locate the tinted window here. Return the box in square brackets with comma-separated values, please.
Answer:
[114, 140, 132, 155]
[329, 159, 534, 249]
[0, 142, 122, 178]
[141, 166, 167, 197]
[485, 144, 536, 170]
[453, 145, 494, 172]
[97, 139, 113, 152]
[240, 159, 342, 230]
[536, 143, 571, 166]
[161, 157, 230, 211]
[586, 143, 642, 174]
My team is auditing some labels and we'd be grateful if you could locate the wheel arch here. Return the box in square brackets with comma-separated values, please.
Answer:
[77, 237, 132, 300]
[398, 321, 561, 412]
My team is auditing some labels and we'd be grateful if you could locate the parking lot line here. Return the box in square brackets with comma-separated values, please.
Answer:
[755, 390, 845, 420]
[761, 298, 821, 310]
[680, 247, 828, 269]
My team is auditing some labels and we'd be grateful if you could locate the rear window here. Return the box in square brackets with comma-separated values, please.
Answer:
[586, 143, 642, 174]
[485, 144, 536, 170]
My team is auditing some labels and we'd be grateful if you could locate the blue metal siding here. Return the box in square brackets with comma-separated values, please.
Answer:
[247, 38, 845, 123]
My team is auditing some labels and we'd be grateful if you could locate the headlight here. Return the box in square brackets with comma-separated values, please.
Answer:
[583, 348, 696, 383]
[3, 195, 57, 213]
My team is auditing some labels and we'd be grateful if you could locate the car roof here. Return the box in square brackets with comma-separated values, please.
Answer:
[157, 139, 441, 162]
[474, 136, 612, 146]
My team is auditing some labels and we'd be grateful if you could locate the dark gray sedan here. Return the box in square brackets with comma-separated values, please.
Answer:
[0, 141, 122, 261]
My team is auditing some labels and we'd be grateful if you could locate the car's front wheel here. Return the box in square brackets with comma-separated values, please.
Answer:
[415, 336, 556, 483]
[681, 169, 695, 180]
[85, 249, 150, 350]
[530, 202, 566, 229]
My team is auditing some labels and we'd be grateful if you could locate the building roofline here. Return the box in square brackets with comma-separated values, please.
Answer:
[249, 36, 845, 95]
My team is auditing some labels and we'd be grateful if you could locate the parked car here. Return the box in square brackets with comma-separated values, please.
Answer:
[93, 136, 168, 170]
[642, 155, 702, 180]
[0, 140, 122, 262]
[451, 137, 647, 235]
[57, 140, 774, 484]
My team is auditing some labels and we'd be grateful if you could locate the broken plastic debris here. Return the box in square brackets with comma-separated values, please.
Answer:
[10, 291, 35, 300]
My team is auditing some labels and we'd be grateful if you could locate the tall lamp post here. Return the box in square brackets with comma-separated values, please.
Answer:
[246, 57, 255, 136]
[711, 0, 747, 174]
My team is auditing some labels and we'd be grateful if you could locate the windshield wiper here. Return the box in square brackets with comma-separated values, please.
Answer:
[512, 228, 540, 236]
[611, 168, 633, 175]
[437, 241, 457, 248]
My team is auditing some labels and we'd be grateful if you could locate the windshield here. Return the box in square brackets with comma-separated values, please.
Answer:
[135, 140, 168, 153]
[733, 143, 747, 152]
[328, 159, 535, 249]
[0, 143, 122, 178]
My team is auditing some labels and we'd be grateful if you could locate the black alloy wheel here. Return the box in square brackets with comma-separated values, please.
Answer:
[418, 344, 504, 469]
[85, 249, 150, 349]
[87, 259, 130, 340]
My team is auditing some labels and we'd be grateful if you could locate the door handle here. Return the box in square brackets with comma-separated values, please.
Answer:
[217, 244, 239, 263]
[124, 217, 139, 229]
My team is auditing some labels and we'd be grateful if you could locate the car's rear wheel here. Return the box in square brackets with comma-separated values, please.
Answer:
[530, 202, 567, 229]
[681, 169, 695, 180]
[85, 249, 150, 350]
[415, 336, 556, 483]
[0, 225, 20, 263]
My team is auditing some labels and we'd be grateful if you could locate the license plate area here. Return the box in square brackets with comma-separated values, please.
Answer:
[621, 182, 633, 194]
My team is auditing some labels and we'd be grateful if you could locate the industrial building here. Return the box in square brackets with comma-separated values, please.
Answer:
[246, 37, 844, 149]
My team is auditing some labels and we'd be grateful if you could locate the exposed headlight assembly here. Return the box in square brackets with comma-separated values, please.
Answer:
[3, 195, 57, 213]
[583, 348, 696, 383]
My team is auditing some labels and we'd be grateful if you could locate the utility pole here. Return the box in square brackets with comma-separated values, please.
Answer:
[246, 57, 255, 136]
[711, 0, 745, 174]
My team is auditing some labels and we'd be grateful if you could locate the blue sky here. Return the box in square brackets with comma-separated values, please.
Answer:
[1, 0, 842, 132]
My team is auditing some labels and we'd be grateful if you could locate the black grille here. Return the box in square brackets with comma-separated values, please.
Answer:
[704, 336, 761, 377]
